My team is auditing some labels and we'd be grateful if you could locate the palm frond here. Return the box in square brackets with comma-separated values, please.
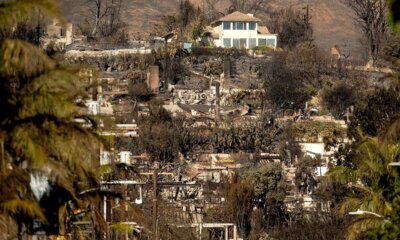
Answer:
[326, 165, 356, 184]
[0, 168, 31, 197]
[0, 0, 104, 232]
[110, 222, 145, 233]
[0, 39, 55, 78]
[17, 69, 83, 119]
[381, 116, 400, 142]
[0, 0, 62, 32]
[0, 199, 46, 222]
[337, 180, 392, 217]
[9, 124, 48, 168]
[89, 207, 108, 233]
[345, 215, 385, 240]
[110, 222, 136, 231]
[337, 196, 363, 217]
[325, 135, 400, 239]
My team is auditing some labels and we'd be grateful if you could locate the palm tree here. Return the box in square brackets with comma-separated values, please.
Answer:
[326, 136, 400, 239]
[0, 0, 102, 238]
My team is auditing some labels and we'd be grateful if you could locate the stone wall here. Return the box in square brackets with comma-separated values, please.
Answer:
[65, 51, 155, 72]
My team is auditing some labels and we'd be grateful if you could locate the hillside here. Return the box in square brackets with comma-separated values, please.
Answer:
[59, 0, 365, 59]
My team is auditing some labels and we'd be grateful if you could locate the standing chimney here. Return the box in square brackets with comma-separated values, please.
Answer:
[223, 59, 231, 78]
[215, 82, 220, 124]
[148, 65, 160, 93]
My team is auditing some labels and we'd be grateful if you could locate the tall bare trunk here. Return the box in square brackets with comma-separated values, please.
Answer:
[92, 0, 101, 36]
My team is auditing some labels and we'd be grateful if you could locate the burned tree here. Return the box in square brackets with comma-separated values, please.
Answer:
[98, 0, 123, 37]
[227, 0, 270, 14]
[90, 0, 102, 35]
[204, 0, 222, 22]
[321, 82, 357, 119]
[0, 10, 45, 45]
[85, 0, 124, 37]
[179, 0, 205, 43]
[262, 51, 316, 110]
[266, 7, 313, 49]
[137, 106, 183, 162]
[345, 0, 388, 66]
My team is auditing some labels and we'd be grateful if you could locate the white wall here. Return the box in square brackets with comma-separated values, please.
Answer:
[215, 21, 277, 48]
[85, 100, 100, 115]
[214, 39, 222, 47]
[300, 143, 326, 157]
[118, 151, 132, 164]
[221, 22, 259, 39]
[100, 151, 111, 165]
[256, 34, 278, 48]
[299, 142, 331, 177]
[315, 166, 328, 177]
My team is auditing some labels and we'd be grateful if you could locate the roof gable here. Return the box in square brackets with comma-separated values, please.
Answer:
[257, 26, 270, 34]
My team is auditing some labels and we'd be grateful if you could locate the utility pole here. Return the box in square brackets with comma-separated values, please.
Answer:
[152, 163, 159, 240]
[215, 81, 220, 125]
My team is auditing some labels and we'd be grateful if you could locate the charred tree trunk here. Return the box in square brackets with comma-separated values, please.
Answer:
[92, 0, 102, 36]
[346, 0, 388, 66]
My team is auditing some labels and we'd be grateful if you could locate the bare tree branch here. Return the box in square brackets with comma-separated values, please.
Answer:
[345, 0, 389, 66]
[84, 0, 123, 37]
[227, 0, 270, 14]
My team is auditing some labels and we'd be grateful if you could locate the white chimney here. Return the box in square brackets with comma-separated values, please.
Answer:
[118, 151, 132, 164]
[247, 13, 254, 17]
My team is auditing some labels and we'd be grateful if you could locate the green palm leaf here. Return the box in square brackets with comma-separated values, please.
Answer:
[326, 165, 357, 183]
[0, 0, 62, 31]
[0, 199, 46, 222]
[346, 216, 385, 240]
[0, 0, 104, 235]
[0, 39, 55, 78]
[326, 136, 400, 238]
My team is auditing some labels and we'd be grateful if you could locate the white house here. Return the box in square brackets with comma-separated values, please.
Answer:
[204, 11, 277, 49]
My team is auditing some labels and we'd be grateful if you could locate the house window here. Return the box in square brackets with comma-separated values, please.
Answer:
[233, 38, 246, 48]
[265, 39, 276, 47]
[233, 22, 246, 30]
[259, 38, 276, 47]
[223, 22, 231, 30]
[223, 38, 231, 47]
[258, 38, 267, 46]
[249, 22, 256, 30]
[249, 38, 257, 48]
[240, 38, 246, 48]
[233, 39, 240, 48]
